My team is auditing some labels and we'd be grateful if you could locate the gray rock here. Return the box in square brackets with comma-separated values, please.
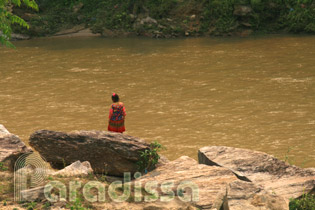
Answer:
[52, 160, 93, 177]
[0, 124, 32, 171]
[233, 5, 252, 16]
[198, 146, 315, 202]
[29, 130, 151, 176]
[11, 33, 30, 40]
[0, 124, 10, 134]
[227, 180, 288, 210]
[135, 156, 238, 209]
[140, 16, 157, 25]
[135, 156, 287, 210]
[20, 186, 46, 201]
[129, 14, 136, 20]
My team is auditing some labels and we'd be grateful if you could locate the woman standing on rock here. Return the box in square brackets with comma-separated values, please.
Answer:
[108, 93, 126, 133]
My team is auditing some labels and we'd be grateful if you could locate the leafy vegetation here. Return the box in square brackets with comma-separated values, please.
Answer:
[66, 196, 91, 210]
[201, 0, 315, 35]
[0, 162, 8, 171]
[201, 0, 237, 34]
[0, 0, 38, 47]
[22, 201, 37, 210]
[289, 193, 315, 210]
[2, 0, 315, 43]
[137, 141, 165, 173]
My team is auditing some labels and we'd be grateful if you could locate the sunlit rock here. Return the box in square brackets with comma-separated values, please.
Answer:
[0, 124, 32, 171]
[198, 146, 315, 203]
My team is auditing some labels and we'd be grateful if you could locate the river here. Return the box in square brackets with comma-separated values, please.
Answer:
[0, 35, 314, 167]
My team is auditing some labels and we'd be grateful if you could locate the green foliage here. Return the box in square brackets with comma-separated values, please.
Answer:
[201, 0, 237, 34]
[5, 0, 315, 39]
[0, 162, 8, 171]
[0, 0, 38, 47]
[23, 201, 37, 210]
[41, 202, 51, 210]
[200, 0, 315, 34]
[66, 197, 90, 210]
[289, 193, 315, 210]
[143, 0, 178, 19]
[137, 141, 165, 173]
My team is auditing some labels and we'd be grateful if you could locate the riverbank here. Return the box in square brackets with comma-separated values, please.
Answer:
[1, 124, 314, 210]
[11, 0, 315, 39]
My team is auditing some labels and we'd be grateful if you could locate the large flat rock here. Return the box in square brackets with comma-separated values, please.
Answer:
[198, 146, 315, 202]
[0, 124, 32, 171]
[29, 130, 151, 176]
[227, 180, 288, 210]
[135, 156, 286, 210]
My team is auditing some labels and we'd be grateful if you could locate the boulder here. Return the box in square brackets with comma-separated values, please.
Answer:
[133, 156, 237, 209]
[11, 33, 30, 40]
[20, 186, 46, 201]
[140, 16, 158, 25]
[227, 180, 288, 210]
[93, 200, 198, 210]
[133, 156, 286, 210]
[233, 5, 252, 16]
[52, 160, 93, 177]
[0, 124, 32, 171]
[29, 130, 151, 176]
[53, 25, 99, 37]
[198, 146, 315, 202]
[0, 124, 10, 134]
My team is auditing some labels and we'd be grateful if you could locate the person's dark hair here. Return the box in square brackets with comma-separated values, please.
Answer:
[112, 93, 119, 103]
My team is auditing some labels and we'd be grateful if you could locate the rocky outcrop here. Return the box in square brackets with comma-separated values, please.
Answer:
[20, 186, 46, 201]
[134, 156, 287, 210]
[227, 180, 288, 210]
[93, 200, 197, 210]
[29, 130, 151, 176]
[11, 33, 30, 40]
[135, 156, 237, 209]
[0, 124, 32, 171]
[198, 146, 315, 203]
[53, 25, 100, 37]
[0, 124, 10, 134]
[52, 160, 93, 177]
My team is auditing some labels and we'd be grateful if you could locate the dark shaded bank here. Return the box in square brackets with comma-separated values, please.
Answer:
[12, 0, 315, 38]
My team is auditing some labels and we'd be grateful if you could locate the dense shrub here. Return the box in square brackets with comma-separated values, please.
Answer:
[289, 193, 315, 210]
[12, 0, 315, 36]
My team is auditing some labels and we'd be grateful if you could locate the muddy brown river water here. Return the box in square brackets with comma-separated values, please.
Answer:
[0, 35, 314, 167]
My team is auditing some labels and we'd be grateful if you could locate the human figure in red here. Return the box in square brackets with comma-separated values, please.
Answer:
[108, 93, 126, 133]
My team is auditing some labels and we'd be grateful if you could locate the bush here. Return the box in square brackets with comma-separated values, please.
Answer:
[201, 0, 236, 33]
[289, 193, 315, 210]
[137, 141, 165, 173]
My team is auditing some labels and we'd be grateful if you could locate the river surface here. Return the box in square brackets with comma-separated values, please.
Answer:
[0, 35, 314, 167]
